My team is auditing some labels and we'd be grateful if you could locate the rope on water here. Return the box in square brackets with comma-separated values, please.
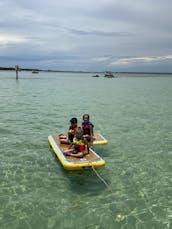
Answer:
[88, 161, 113, 192]
[88, 161, 147, 229]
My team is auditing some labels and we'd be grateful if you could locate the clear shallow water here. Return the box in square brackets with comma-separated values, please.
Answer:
[0, 71, 172, 229]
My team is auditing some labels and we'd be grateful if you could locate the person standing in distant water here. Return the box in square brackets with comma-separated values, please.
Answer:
[59, 117, 78, 144]
[82, 114, 94, 144]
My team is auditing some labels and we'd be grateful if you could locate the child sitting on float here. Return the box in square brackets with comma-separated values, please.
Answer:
[63, 127, 88, 158]
[59, 117, 78, 144]
[82, 114, 94, 144]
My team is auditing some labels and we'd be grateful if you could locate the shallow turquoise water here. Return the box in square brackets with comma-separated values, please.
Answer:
[0, 71, 172, 229]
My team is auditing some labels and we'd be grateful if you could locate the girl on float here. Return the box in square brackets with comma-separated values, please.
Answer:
[82, 114, 94, 144]
[63, 127, 87, 158]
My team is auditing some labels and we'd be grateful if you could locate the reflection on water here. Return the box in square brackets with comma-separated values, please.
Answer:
[0, 71, 172, 228]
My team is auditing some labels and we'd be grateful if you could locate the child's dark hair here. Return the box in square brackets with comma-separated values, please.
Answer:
[70, 117, 77, 124]
[83, 114, 90, 119]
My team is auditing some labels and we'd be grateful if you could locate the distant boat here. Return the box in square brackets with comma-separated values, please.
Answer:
[92, 74, 100, 77]
[104, 72, 115, 78]
[32, 70, 39, 74]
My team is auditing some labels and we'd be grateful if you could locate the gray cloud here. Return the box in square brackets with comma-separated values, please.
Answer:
[67, 28, 133, 37]
[0, 0, 172, 72]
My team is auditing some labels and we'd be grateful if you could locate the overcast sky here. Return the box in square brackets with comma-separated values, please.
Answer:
[0, 0, 172, 72]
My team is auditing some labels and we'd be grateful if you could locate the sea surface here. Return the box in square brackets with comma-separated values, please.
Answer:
[0, 71, 172, 229]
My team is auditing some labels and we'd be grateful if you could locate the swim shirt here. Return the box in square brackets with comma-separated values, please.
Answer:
[82, 121, 94, 135]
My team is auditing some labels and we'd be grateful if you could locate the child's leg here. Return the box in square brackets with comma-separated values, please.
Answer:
[59, 136, 67, 139]
[63, 148, 73, 153]
[70, 151, 84, 158]
[60, 139, 69, 144]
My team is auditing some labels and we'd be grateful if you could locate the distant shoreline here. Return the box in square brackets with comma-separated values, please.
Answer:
[0, 67, 172, 75]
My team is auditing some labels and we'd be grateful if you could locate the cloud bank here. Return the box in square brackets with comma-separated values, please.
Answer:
[0, 0, 172, 72]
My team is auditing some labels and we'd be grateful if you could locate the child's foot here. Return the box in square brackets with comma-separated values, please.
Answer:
[59, 133, 64, 136]
[84, 151, 89, 156]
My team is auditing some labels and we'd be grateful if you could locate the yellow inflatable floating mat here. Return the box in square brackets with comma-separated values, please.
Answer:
[48, 134, 106, 170]
[93, 132, 108, 145]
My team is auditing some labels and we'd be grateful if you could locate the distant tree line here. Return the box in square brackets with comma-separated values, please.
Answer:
[0, 67, 40, 71]
[0, 67, 15, 70]
[0, 67, 92, 73]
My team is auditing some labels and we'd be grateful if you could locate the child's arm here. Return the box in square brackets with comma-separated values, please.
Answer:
[68, 142, 73, 149]
[89, 125, 94, 144]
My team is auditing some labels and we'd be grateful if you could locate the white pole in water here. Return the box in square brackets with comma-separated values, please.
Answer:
[15, 65, 19, 80]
